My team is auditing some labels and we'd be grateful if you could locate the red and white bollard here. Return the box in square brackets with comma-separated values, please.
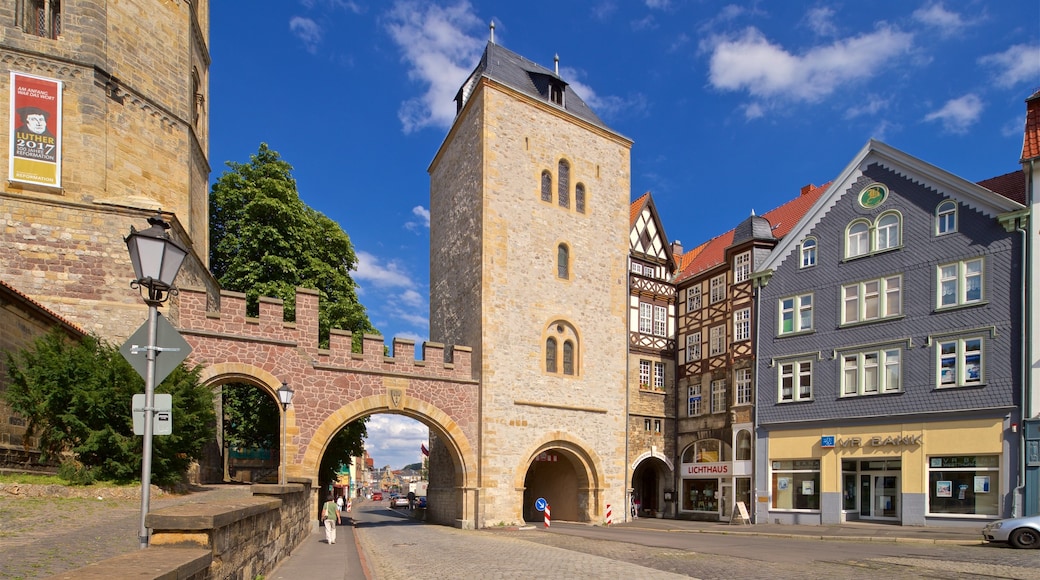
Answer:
[605, 504, 612, 525]
[544, 504, 551, 528]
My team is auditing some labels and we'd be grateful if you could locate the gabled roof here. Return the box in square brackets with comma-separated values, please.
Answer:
[456, 42, 612, 133]
[675, 183, 827, 283]
[0, 279, 86, 336]
[629, 191, 674, 268]
[977, 170, 1025, 204]
[1022, 90, 1040, 162]
[758, 139, 1028, 274]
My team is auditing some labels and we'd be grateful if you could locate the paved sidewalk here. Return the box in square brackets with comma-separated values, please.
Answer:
[269, 518, 369, 580]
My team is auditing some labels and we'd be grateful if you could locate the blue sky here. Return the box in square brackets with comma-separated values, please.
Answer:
[209, 1, 1039, 470]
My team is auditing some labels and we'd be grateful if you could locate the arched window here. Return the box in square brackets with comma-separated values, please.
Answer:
[543, 321, 580, 377]
[557, 244, 569, 279]
[735, 430, 752, 460]
[681, 439, 730, 463]
[541, 170, 552, 202]
[800, 237, 817, 268]
[936, 200, 957, 235]
[875, 212, 901, 250]
[845, 221, 870, 258]
[558, 159, 570, 209]
[575, 183, 586, 214]
[563, 341, 574, 375]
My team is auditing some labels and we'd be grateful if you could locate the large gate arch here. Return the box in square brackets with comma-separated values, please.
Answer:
[513, 432, 605, 524]
[175, 286, 481, 527]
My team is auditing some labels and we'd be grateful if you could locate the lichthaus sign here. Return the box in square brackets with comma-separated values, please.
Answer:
[682, 462, 730, 476]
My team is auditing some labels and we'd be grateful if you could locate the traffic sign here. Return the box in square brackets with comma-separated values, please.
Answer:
[119, 313, 191, 385]
[534, 497, 547, 512]
[132, 393, 173, 435]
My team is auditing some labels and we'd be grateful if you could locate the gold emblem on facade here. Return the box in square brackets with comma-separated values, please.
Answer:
[390, 388, 403, 408]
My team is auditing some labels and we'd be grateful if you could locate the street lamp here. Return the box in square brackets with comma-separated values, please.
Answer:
[277, 382, 295, 485]
[125, 212, 187, 549]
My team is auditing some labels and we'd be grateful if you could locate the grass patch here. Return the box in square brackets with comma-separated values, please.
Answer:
[0, 473, 137, 487]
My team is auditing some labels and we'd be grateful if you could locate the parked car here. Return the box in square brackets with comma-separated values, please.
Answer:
[391, 496, 410, 508]
[982, 514, 1040, 548]
[416, 496, 427, 509]
[371, 491, 383, 501]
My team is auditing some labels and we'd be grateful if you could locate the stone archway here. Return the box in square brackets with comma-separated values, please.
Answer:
[631, 450, 674, 518]
[515, 433, 604, 524]
[176, 286, 482, 528]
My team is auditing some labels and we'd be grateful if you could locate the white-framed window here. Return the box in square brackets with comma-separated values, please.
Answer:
[779, 360, 813, 402]
[734, 251, 751, 283]
[654, 419, 662, 433]
[630, 261, 643, 275]
[845, 213, 902, 258]
[686, 332, 701, 362]
[771, 459, 820, 510]
[937, 337, 983, 387]
[841, 348, 902, 396]
[686, 285, 702, 311]
[734, 308, 751, 341]
[936, 200, 957, 235]
[710, 274, 726, 303]
[639, 302, 653, 334]
[938, 258, 983, 308]
[653, 305, 667, 337]
[735, 368, 752, 404]
[639, 359, 651, 389]
[709, 324, 726, 356]
[842, 275, 902, 324]
[653, 362, 665, 390]
[875, 212, 901, 251]
[644, 418, 652, 431]
[711, 378, 726, 413]
[800, 237, 817, 268]
[927, 455, 999, 516]
[779, 294, 813, 335]
[846, 221, 870, 258]
[688, 384, 703, 416]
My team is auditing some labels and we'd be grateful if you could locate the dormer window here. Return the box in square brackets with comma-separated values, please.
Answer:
[550, 82, 563, 105]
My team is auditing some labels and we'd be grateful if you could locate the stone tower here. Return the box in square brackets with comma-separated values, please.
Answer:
[429, 41, 632, 526]
[0, 0, 216, 341]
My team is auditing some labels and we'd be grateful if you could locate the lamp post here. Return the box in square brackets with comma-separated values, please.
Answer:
[277, 382, 295, 485]
[125, 213, 187, 549]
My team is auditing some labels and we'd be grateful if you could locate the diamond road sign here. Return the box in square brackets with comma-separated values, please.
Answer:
[119, 312, 191, 385]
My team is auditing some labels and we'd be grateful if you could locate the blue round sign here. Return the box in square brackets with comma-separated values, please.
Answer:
[534, 497, 547, 512]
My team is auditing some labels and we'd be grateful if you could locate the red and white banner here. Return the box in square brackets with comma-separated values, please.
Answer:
[421, 443, 429, 457]
[9, 72, 62, 187]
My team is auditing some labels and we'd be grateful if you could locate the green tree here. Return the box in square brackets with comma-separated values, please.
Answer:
[209, 142, 376, 346]
[210, 143, 375, 472]
[2, 328, 216, 486]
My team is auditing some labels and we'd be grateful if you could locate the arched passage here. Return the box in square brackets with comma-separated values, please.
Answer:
[631, 450, 674, 518]
[303, 395, 477, 526]
[516, 433, 603, 524]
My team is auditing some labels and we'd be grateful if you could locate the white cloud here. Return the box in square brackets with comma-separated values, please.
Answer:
[805, 7, 837, 37]
[923, 94, 984, 133]
[405, 205, 431, 232]
[560, 66, 645, 119]
[979, 44, 1040, 88]
[365, 415, 429, 470]
[743, 102, 764, 120]
[385, 1, 486, 133]
[706, 25, 913, 103]
[354, 251, 415, 288]
[645, 0, 670, 8]
[912, 2, 972, 36]
[289, 17, 323, 53]
[844, 94, 890, 119]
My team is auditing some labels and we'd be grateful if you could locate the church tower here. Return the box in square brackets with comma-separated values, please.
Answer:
[0, 0, 216, 341]
[429, 39, 632, 526]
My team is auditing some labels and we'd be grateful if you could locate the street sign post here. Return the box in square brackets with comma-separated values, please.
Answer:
[132, 394, 172, 436]
[119, 312, 191, 385]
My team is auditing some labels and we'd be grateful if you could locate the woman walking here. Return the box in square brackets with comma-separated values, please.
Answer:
[321, 493, 341, 544]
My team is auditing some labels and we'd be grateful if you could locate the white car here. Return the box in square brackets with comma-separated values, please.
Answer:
[391, 496, 410, 508]
[982, 514, 1040, 549]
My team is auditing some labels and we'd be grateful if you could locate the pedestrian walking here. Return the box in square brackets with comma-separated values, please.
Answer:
[321, 493, 341, 544]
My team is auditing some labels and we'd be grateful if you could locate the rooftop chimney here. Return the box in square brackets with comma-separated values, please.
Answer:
[671, 240, 683, 256]
[800, 184, 816, 196]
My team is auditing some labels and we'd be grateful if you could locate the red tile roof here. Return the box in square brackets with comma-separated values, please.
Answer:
[675, 183, 829, 283]
[0, 279, 86, 335]
[1022, 90, 1040, 162]
[977, 170, 1026, 205]
[630, 191, 650, 227]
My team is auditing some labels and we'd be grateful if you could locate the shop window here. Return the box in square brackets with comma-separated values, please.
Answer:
[683, 478, 719, 513]
[771, 459, 820, 510]
[927, 455, 999, 516]
[682, 439, 727, 463]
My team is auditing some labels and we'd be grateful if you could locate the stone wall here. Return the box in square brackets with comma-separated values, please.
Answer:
[44, 482, 312, 580]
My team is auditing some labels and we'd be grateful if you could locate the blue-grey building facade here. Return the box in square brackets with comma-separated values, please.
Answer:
[752, 140, 1026, 527]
